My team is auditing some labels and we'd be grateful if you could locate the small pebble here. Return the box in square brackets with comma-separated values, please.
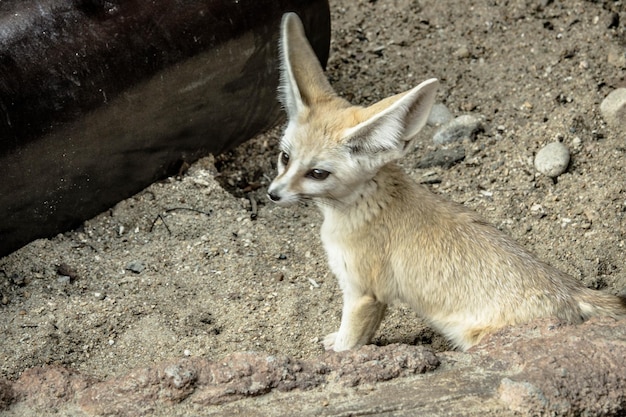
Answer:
[600, 88, 626, 129]
[56, 263, 78, 281]
[521, 101, 533, 111]
[534, 142, 570, 178]
[427, 103, 453, 126]
[192, 178, 210, 187]
[57, 275, 71, 285]
[453, 45, 470, 59]
[94, 292, 106, 300]
[433, 115, 483, 145]
[530, 204, 546, 218]
[607, 48, 626, 68]
[10, 274, 26, 286]
[184, 349, 191, 356]
[126, 261, 145, 274]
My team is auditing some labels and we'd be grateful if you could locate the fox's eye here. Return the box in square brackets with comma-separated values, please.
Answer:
[306, 168, 330, 180]
[280, 151, 290, 166]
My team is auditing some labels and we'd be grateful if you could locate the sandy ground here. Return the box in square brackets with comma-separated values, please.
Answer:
[1, 0, 625, 397]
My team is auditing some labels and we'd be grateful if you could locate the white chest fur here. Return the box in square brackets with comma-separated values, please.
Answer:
[320, 215, 352, 292]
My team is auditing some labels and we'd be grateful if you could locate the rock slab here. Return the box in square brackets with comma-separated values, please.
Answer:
[2, 344, 438, 416]
[475, 317, 626, 416]
[2, 318, 626, 416]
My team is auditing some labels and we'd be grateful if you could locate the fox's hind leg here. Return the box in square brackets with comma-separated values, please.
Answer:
[323, 292, 387, 351]
[454, 325, 501, 350]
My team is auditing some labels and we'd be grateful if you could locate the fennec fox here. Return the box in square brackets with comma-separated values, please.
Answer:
[268, 13, 626, 351]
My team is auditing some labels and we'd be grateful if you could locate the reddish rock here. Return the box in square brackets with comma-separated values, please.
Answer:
[474, 317, 626, 416]
[12, 365, 93, 408]
[77, 345, 438, 415]
[322, 343, 440, 387]
[78, 365, 178, 416]
[3, 321, 626, 416]
[190, 352, 327, 405]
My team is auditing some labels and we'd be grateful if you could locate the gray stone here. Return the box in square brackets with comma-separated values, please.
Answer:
[416, 147, 466, 169]
[600, 88, 626, 129]
[126, 261, 145, 274]
[427, 103, 454, 127]
[56, 275, 71, 285]
[534, 142, 570, 177]
[433, 115, 483, 145]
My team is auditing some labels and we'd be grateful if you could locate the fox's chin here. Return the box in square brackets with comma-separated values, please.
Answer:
[269, 196, 301, 207]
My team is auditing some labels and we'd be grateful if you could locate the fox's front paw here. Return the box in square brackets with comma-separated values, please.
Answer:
[323, 331, 354, 351]
[322, 332, 338, 351]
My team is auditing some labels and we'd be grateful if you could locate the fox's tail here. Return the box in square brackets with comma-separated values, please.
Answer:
[577, 289, 626, 319]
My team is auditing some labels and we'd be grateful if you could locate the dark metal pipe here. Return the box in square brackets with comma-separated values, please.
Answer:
[0, 0, 330, 256]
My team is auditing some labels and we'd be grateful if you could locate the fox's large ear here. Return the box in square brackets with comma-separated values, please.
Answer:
[279, 13, 335, 119]
[343, 78, 439, 161]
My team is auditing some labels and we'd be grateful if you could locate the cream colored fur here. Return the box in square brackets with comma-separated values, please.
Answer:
[268, 12, 626, 351]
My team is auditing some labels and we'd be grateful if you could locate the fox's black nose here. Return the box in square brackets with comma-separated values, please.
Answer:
[267, 192, 281, 202]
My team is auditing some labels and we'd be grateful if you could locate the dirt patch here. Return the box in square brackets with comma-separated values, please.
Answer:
[1, 0, 625, 415]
